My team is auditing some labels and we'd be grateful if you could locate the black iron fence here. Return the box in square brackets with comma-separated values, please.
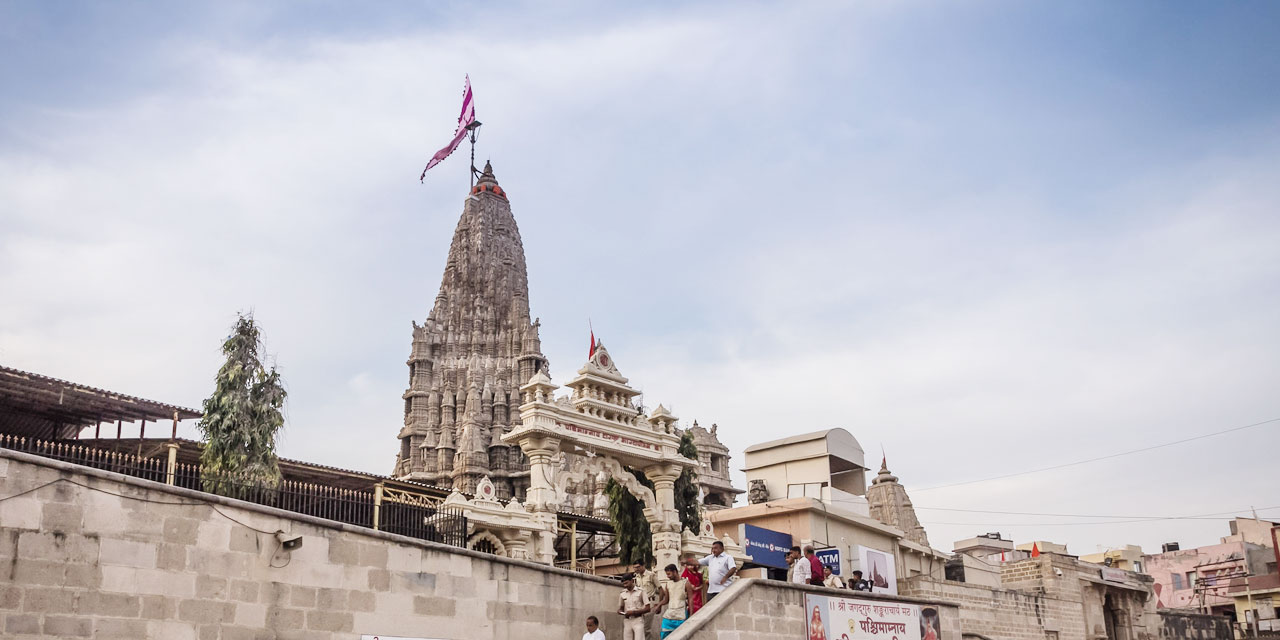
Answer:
[0, 434, 467, 548]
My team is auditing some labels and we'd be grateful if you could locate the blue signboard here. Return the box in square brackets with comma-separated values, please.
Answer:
[740, 524, 792, 569]
[816, 547, 841, 575]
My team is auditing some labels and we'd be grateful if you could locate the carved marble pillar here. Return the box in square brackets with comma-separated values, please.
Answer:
[645, 462, 684, 574]
[520, 434, 561, 514]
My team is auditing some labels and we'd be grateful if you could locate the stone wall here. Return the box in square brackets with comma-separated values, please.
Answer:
[666, 578, 960, 640]
[900, 575, 1085, 640]
[0, 449, 623, 639]
[1156, 610, 1232, 639]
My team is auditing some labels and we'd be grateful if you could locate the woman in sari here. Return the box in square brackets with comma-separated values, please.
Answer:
[681, 556, 705, 614]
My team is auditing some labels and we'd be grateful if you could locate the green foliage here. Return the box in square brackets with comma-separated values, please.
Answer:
[674, 430, 701, 534]
[605, 431, 703, 564]
[605, 467, 656, 566]
[197, 313, 286, 497]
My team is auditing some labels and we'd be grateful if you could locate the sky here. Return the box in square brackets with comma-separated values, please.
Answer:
[2, 1, 1278, 556]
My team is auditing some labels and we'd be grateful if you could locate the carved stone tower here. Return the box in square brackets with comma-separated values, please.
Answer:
[395, 162, 548, 498]
[866, 458, 930, 547]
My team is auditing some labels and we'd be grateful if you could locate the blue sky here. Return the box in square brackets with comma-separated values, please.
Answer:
[2, 1, 1278, 555]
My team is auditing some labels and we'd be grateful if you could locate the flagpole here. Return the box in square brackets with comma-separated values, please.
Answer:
[467, 121, 483, 187]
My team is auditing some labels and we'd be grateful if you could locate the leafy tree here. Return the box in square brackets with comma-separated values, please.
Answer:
[197, 313, 286, 496]
[674, 431, 701, 534]
[605, 430, 702, 564]
[605, 468, 655, 566]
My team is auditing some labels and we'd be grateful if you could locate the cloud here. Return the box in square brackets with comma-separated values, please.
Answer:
[2, 1, 1278, 554]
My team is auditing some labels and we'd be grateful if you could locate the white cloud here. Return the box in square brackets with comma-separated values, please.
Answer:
[2, 2, 1278, 554]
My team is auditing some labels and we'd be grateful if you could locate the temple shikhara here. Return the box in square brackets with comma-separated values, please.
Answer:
[392, 163, 546, 498]
[391, 162, 742, 552]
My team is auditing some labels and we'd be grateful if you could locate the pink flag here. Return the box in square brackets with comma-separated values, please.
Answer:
[420, 75, 476, 181]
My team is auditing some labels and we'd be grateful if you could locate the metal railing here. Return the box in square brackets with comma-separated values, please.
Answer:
[0, 434, 467, 548]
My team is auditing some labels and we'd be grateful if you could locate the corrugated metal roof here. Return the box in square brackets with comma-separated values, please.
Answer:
[0, 365, 201, 439]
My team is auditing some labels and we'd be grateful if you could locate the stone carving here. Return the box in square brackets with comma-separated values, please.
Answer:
[748, 479, 769, 504]
[554, 453, 666, 528]
[866, 459, 930, 547]
[394, 162, 549, 499]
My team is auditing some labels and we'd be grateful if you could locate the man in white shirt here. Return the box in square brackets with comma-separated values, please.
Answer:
[698, 541, 738, 601]
[791, 548, 812, 585]
[583, 615, 606, 640]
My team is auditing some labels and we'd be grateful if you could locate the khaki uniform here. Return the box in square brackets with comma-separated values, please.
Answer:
[634, 569, 661, 640]
[618, 586, 650, 640]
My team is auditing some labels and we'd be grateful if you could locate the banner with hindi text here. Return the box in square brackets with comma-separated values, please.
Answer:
[802, 593, 941, 640]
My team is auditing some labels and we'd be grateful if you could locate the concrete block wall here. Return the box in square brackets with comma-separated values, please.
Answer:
[666, 578, 960, 640]
[0, 450, 623, 639]
[900, 575, 1087, 640]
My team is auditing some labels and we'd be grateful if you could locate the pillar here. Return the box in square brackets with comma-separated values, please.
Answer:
[519, 433, 560, 513]
[645, 462, 685, 574]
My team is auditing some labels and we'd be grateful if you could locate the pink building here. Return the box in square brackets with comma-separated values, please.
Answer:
[1143, 518, 1278, 618]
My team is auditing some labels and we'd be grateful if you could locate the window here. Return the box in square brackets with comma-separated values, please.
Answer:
[1172, 574, 1183, 590]
[1187, 571, 1198, 588]
[787, 482, 826, 499]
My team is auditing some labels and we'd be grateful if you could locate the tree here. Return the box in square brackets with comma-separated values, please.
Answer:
[605, 430, 702, 564]
[197, 313, 287, 496]
[674, 431, 701, 534]
[605, 469, 655, 566]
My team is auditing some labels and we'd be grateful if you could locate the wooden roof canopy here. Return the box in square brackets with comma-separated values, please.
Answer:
[0, 365, 201, 440]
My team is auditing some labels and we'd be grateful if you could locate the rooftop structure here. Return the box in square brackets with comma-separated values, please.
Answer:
[742, 427, 869, 513]
[954, 532, 1015, 557]
[0, 364, 200, 440]
[1080, 545, 1146, 573]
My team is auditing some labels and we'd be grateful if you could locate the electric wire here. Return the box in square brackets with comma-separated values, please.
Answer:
[0, 476, 288, 535]
[911, 416, 1280, 492]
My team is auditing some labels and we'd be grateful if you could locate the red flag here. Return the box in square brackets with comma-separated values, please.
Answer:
[1000, 551, 1006, 562]
[420, 75, 476, 181]
[1031, 543, 1041, 558]
[589, 329, 596, 358]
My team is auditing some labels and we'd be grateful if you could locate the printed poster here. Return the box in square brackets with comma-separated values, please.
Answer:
[803, 594, 942, 640]
[858, 546, 898, 595]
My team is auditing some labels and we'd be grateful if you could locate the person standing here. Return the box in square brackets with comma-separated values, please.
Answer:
[632, 562, 661, 640]
[791, 548, 812, 585]
[822, 566, 845, 589]
[617, 574, 650, 640]
[698, 541, 738, 601]
[786, 546, 802, 583]
[681, 556, 705, 614]
[849, 570, 873, 592]
[804, 546, 824, 586]
[583, 615, 607, 640]
[656, 563, 693, 638]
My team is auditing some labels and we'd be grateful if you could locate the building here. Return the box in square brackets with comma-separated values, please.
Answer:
[392, 162, 739, 509]
[1143, 518, 1279, 616]
[392, 163, 547, 497]
[1081, 545, 1146, 573]
[742, 428, 870, 513]
[1018, 540, 1070, 555]
[954, 532, 1015, 558]
[684, 420, 742, 510]
[1229, 573, 1280, 638]
[712, 427, 945, 582]
[866, 457, 929, 547]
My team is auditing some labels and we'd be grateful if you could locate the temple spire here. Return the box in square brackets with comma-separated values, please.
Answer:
[395, 162, 547, 499]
